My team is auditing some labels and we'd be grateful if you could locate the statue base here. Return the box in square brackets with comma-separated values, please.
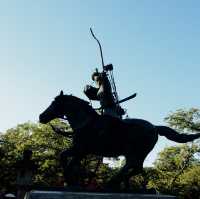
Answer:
[27, 190, 176, 199]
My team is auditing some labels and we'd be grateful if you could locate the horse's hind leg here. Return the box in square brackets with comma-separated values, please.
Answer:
[107, 157, 143, 191]
[123, 158, 143, 191]
[106, 162, 132, 191]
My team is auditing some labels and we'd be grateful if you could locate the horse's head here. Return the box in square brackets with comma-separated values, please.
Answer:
[39, 91, 97, 126]
[39, 91, 66, 124]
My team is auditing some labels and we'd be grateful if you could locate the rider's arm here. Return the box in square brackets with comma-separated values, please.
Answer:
[84, 85, 99, 101]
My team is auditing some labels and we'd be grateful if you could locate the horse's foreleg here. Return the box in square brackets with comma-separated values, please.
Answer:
[66, 156, 84, 186]
[60, 148, 75, 169]
[60, 148, 83, 186]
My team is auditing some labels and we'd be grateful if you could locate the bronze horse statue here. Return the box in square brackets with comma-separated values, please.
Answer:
[39, 91, 200, 189]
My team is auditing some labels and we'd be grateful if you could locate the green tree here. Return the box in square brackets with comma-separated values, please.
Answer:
[149, 108, 200, 197]
[165, 108, 200, 133]
[151, 145, 199, 194]
[179, 165, 200, 199]
[0, 121, 71, 190]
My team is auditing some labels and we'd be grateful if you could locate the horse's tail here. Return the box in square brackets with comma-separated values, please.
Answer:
[156, 125, 200, 143]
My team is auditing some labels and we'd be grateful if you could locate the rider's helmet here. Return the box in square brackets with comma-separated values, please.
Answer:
[91, 68, 101, 82]
[91, 71, 100, 81]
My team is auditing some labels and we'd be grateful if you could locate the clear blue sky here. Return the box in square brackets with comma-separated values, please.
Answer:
[0, 0, 200, 166]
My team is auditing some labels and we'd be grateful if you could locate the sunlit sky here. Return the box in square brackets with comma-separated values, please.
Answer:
[0, 1, 200, 166]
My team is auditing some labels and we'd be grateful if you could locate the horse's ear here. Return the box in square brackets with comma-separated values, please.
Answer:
[60, 90, 64, 96]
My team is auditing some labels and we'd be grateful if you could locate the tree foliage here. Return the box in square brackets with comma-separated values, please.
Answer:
[151, 108, 200, 198]
[151, 144, 200, 195]
[179, 165, 200, 199]
[0, 121, 71, 190]
[165, 108, 200, 133]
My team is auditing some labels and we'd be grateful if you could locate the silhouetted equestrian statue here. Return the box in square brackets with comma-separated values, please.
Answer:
[39, 91, 200, 190]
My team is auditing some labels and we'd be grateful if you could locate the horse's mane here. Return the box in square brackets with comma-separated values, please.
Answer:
[65, 95, 97, 115]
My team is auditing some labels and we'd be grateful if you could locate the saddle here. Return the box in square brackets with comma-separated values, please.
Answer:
[93, 115, 125, 138]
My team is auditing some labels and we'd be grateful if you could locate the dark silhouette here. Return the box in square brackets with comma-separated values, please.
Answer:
[39, 91, 200, 190]
[15, 150, 37, 199]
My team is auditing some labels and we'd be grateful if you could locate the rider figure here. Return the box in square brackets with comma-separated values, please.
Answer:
[84, 67, 124, 118]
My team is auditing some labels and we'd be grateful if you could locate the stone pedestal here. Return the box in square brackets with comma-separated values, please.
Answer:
[27, 190, 176, 199]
